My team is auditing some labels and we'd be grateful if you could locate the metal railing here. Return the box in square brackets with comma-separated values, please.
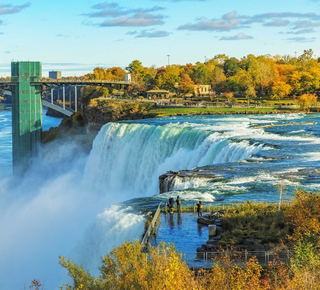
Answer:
[181, 250, 292, 269]
[141, 203, 162, 251]
[37, 79, 132, 85]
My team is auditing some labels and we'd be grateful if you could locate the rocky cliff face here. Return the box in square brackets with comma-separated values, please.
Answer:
[83, 99, 156, 127]
[42, 100, 157, 145]
[159, 168, 224, 194]
[46, 107, 67, 118]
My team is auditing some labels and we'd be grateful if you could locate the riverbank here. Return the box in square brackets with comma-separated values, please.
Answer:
[149, 106, 303, 117]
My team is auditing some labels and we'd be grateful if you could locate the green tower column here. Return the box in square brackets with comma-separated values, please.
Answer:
[11, 61, 42, 173]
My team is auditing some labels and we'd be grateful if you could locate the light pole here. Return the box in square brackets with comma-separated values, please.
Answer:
[167, 54, 170, 66]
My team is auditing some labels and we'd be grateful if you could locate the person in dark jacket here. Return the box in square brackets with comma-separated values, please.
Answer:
[197, 201, 203, 217]
[176, 196, 182, 213]
[168, 196, 174, 214]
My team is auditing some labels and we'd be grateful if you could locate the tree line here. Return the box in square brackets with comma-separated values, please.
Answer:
[83, 49, 320, 103]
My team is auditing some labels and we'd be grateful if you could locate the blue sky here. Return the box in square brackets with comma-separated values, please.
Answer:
[0, 0, 320, 77]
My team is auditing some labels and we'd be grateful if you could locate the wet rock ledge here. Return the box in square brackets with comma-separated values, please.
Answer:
[159, 169, 224, 194]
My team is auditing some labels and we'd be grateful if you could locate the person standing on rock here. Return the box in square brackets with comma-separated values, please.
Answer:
[176, 196, 182, 213]
[197, 201, 203, 217]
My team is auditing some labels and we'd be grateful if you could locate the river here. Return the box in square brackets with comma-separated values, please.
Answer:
[0, 106, 320, 288]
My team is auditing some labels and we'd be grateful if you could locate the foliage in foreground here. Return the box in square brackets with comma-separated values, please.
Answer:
[60, 241, 196, 290]
[59, 241, 320, 290]
[60, 190, 320, 289]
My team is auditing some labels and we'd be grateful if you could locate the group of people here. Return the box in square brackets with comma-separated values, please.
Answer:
[168, 196, 181, 213]
[167, 196, 203, 217]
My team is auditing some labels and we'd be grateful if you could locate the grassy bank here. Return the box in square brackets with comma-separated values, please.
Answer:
[161, 203, 227, 213]
[150, 106, 299, 117]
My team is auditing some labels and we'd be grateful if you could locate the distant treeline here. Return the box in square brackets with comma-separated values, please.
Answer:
[83, 49, 320, 101]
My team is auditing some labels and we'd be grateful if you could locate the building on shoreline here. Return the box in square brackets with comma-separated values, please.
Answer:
[194, 85, 211, 97]
[147, 90, 170, 99]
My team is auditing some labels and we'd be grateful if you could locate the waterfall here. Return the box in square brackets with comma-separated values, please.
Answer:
[84, 122, 262, 196]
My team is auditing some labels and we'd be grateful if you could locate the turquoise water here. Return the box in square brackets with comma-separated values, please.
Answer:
[0, 105, 62, 177]
[1, 109, 320, 288]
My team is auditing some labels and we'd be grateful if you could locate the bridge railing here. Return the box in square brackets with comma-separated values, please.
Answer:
[141, 203, 162, 252]
[38, 79, 132, 84]
[181, 250, 292, 269]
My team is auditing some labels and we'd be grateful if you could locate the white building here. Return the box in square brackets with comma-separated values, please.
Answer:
[124, 73, 132, 82]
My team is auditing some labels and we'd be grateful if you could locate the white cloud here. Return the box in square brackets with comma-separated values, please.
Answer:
[220, 33, 253, 40]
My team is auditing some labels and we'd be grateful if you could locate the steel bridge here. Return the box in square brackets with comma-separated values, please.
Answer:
[0, 61, 131, 173]
[0, 79, 131, 116]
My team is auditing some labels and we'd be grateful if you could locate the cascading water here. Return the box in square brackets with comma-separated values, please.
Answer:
[84, 122, 262, 196]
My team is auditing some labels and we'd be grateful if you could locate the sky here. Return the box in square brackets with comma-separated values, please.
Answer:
[0, 0, 320, 77]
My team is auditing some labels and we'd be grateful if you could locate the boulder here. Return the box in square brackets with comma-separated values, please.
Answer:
[197, 217, 216, 225]
[208, 225, 217, 237]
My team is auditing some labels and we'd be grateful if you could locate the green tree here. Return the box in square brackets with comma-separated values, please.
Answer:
[126, 60, 147, 83]
[236, 69, 256, 106]
[191, 63, 211, 85]
[223, 57, 240, 77]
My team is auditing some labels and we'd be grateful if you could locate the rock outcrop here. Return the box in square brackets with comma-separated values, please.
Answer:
[159, 168, 224, 194]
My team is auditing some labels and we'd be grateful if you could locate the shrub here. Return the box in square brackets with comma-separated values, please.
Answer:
[60, 241, 198, 290]
[219, 202, 288, 246]
[285, 189, 320, 244]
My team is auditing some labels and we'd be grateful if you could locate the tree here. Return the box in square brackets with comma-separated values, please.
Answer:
[178, 74, 195, 97]
[60, 241, 197, 290]
[143, 73, 156, 90]
[236, 69, 256, 106]
[213, 54, 228, 65]
[225, 76, 240, 93]
[127, 82, 146, 96]
[224, 92, 234, 104]
[107, 67, 126, 81]
[223, 57, 240, 77]
[271, 80, 291, 102]
[298, 49, 314, 64]
[126, 60, 147, 83]
[211, 67, 226, 94]
[191, 63, 211, 85]
[154, 67, 177, 91]
[297, 93, 318, 110]
[285, 190, 320, 244]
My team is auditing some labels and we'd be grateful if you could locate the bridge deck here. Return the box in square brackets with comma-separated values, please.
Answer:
[42, 100, 74, 117]
[0, 80, 131, 86]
